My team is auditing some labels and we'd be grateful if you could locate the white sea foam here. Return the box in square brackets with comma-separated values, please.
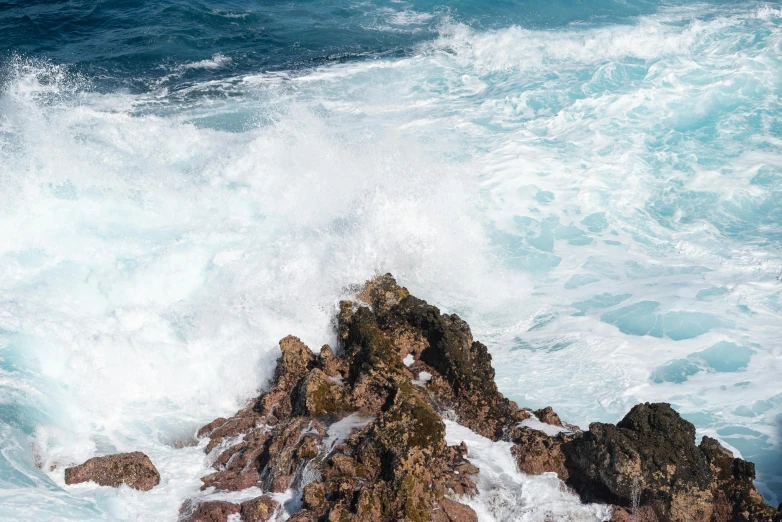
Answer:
[518, 418, 570, 437]
[181, 54, 233, 70]
[444, 420, 611, 521]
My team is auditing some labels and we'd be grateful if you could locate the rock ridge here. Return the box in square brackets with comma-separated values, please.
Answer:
[180, 274, 781, 522]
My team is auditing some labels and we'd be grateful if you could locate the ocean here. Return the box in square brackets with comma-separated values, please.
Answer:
[1, 0, 781, 519]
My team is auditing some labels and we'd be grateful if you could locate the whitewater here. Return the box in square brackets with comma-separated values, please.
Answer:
[0, 1, 781, 520]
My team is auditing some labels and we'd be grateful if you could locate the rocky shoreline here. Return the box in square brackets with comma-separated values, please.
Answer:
[67, 275, 782, 522]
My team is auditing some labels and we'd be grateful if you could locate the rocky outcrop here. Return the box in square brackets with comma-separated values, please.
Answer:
[186, 276, 480, 522]
[563, 403, 782, 522]
[183, 274, 780, 522]
[64, 451, 160, 491]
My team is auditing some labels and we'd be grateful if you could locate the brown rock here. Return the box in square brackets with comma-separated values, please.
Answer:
[179, 500, 240, 522]
[64, 452, 160, 491]
[318, 345, 344, 377]
[177, 275, 782, 522]
[455, 462, 479, 475]
[534, 406, 563, 427]
[240, 496, 279, 522]
[303, 482, 326, 510]
[292, 368, 349, 417]
[439, 499, 479, 522]
[287, 512, 319, 522]
[510, 427, 571, 479]
[275, 335, 315, 389]
[609, 505, 659, 522]
[355, 272, 410, 315]
[270, 474, 291, 493]
[197, 417, 228, 438]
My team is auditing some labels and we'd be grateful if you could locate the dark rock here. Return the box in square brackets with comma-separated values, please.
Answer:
[700, 436, 781, 522]
[374, 292, 525, 438]
[184, 276, 481, 522]
[64, 451, 160, 491]
[563, 402, 781, 522]
[563, 403, 712, 521]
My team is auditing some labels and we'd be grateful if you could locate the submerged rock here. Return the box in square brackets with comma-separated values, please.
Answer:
[64, 451, 160, 491]
[182, 274, 779, 522]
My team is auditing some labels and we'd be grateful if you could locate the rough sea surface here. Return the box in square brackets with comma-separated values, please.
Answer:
[1, 0, 781, 519]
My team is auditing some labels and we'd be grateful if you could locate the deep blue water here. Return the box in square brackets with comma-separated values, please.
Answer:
[3, 0, 671, 92]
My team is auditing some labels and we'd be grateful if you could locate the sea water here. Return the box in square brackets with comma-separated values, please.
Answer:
[1, 0, 781, 520]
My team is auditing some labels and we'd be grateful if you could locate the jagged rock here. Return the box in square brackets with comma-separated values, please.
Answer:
[318, 344, 344, 377]
[183, 276, 483, 522]
[182, 275, 779, 522]
[292, 367, 349, 417]
[276, 335, 316, 387]
[562, 403, 782, 522]
[510, 427, 571, 479]
[534, 406, 563, 427]
[303, 481, 327, 510]
[700, 436, 781, 522]
[355, 272, 410, 315]
[563, 403, 713, 521]
[64, 451, 160, 491]
[373, 292, 526, 438]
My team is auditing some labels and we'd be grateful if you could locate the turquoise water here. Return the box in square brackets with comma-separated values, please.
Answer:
[1, 0, 781, 519]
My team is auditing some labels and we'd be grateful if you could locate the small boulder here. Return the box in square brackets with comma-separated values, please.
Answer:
[435, 499, 478, 522]
[533, 406, 563, 427]
[240, 496, 279, 522]
[179, 500, 240, 522]
[511, 428, 570, 479]
[64, 451, 160, 491]
[303, 482, 327, 510]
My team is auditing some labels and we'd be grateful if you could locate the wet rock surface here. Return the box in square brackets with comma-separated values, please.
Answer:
[64, 451, 160, 491]
[182, 274, 780, 522]
[179, 497, 280, 522]
[564, 403, 782, 522]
